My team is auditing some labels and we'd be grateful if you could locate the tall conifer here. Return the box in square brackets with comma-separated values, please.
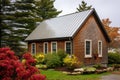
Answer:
[77, 0, 92, 12]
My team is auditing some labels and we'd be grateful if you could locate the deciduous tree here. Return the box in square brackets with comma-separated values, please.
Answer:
[102, 18, 120, 48]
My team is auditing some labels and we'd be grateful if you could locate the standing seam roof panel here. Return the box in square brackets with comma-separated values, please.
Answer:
[25, 9, 93, 41]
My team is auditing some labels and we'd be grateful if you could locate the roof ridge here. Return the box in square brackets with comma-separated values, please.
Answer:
[45, 8, 94, 21]
[58, 8, 94, 17]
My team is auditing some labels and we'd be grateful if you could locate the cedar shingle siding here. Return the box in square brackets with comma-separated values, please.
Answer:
[73, 15, 108, 65]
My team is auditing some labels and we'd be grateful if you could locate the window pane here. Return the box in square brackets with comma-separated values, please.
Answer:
[86, 41, 90, 55]
[52, 43, 56, 52]
[32, 44, 35, 54]
[66, 42, 71, 54]
[99, 42, 102, 55]
[44, 43, 48, 54]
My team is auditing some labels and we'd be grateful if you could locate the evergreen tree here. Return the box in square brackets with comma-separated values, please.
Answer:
[76, 0, 92, 12]
[10, 0, 39, 53]
[35, 0, 62, 21]
[0, 0, 61, 54]
[0, 0, 15, 48]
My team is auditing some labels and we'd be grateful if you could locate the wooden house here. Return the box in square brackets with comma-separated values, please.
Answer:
[25, 9, 110, 65]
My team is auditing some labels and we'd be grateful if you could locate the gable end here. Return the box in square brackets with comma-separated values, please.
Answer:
[72, 9, 111, 43]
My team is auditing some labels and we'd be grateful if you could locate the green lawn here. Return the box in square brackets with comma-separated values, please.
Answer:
[40, 69, 110, 80]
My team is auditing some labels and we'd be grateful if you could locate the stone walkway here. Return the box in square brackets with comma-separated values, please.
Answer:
[101, 74, 120, 80]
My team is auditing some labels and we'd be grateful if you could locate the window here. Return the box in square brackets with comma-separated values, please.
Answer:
[85, 40, 92, 58]
[65, 41, 72, 54]
[44, 42, 48, 54]
[98, 40, 102, 57]
[51, 42, 57, 53]
[31, 43, 36, 54]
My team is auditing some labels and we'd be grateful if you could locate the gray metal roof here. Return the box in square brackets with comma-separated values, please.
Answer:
[25, 9, 93, 41]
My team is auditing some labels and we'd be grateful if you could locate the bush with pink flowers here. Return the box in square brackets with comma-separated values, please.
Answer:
[0, 47, 46, 80]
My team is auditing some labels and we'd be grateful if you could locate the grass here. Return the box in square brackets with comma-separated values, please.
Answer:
[40, 69, 110, 80]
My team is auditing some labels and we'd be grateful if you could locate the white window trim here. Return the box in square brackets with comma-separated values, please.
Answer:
[43, 42, 48, 54]
[85, 39, 92, 58]
[98, 40, 102, 57]
[31, 43, 36, 54]
[51, 42, 57, 53]
[65, 41, 72, 55]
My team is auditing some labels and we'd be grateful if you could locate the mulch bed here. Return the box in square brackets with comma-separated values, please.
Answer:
[54, 67, 73, 72]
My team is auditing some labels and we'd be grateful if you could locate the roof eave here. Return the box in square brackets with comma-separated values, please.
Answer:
[25, 37, 72, 42]
[92, 9, 111, 43]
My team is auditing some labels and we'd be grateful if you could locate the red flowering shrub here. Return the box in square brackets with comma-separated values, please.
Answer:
[0, 47, 46, 80]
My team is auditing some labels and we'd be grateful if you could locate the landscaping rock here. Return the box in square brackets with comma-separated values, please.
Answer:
[96, 69, 105, 74]
[63, 71, 82, 75]
[74, 68, 84, 72]
[67, 72, 82, 75]
[107, 67, 114, 71]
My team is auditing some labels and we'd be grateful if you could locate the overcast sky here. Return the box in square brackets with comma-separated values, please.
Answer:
[54, 0, 120, 27]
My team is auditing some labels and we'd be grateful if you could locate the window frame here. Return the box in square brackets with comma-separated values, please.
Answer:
[51, 42, 57, 53]
[44, 42, 48, 54]
[65, 41, 72, 55]
[98, 40, 102, 57]
[84, 39, 92, 58]
[31, 43, 36, 54]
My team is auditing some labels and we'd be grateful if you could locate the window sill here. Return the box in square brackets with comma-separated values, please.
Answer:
[98, 55, 102, 57]
[85, 55, 92, 58]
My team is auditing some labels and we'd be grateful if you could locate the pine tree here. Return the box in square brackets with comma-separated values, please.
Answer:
[76, 0, 92, 12]
[0, 0, 15, 48]
[9, 0, 39, 54]
[0, 0, 61, 54]
[35, 0, 62, 21]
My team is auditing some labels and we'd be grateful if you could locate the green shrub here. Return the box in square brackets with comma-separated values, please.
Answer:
[63, 55, 80, 70]
[57, 49, 67, 65]
[93, 64, 102, 69]
[108, 52, 120, 64]
[44, 53, 62, 68]
[112, 64, 120, 68]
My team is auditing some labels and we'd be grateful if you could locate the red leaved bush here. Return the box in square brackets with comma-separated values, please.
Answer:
[0, 47, 46, 80]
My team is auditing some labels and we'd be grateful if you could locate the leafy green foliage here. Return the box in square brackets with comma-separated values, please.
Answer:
[57, 49, 67, 65]
[93, 64, 103, 69]
[63, 55, 80, 70]
[108, 52, 120, 64]
[44, 53, 62, 68]
[76, 0, 92, 12]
